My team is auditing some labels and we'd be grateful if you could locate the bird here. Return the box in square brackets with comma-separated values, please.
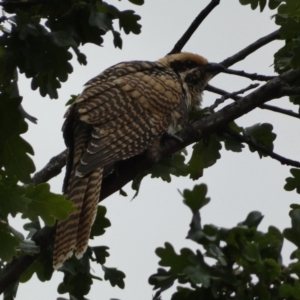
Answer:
[53, 52, 224, 269]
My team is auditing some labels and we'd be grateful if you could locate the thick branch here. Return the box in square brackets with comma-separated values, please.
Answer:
[1, 68, 300, 294]
[225, 128, 300, 168]
[168, 0, 220, 55]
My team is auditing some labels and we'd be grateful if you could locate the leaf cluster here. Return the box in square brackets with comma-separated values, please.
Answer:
[150, 183, 300, 300]
[0, 1, 142, 296]
[0, 0, 142, 98]
[132, 122, 276, 196]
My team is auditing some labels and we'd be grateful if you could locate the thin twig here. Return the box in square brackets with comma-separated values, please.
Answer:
[224, 128, 300, 168]
[209, 83, 259, 110]
[222, 68, 276, 81]
[168, 0, 220, 55]
[206, 84, 300, 119]
[260, 104, 300, 119]
[206, 84, 239, 101]
[220, 30, 280, 68]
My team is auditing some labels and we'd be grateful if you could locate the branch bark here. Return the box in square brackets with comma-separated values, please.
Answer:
[168, 0, 220, 55]
[207, 84, 300, 119]
[220, 30, 280, 68]
[224, 128, 300, 168]
[1, 68, 300, 294]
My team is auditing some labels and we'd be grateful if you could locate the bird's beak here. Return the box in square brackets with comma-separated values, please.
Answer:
[204, 63, 225, 74]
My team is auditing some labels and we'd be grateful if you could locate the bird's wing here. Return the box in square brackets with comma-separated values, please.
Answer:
[71, 61, 185, 177]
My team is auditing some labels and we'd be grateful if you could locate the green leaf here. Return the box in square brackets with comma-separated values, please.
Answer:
[102, 265, 126, 289]
[156, 242, 196, 274]
[3, 281, 18, 300]
[16, 239, 40, 255]
[148, 268, 176, 292]
[92, 246, 110, 265]
[269, 0, 282, 9]
[284, 168, 300, 194]
[239, 0, 268, 11]
[183, 184, 210, 214]
[131, 170, 147, 199]
[89, 11, 112, 31]
[149, 152, 189, 182]
[206, 244, 227, 266]
[69, 272, 93, 297]
[218, 132, 244, 152]
[119, 188, 127, 197]
[274, 37, 295, 73]
[0, 181, 30, 218]
[238, 211, 264, 228]
[128, 0, 144, 5]
[118, 10, 141, 34]
[112, 30, 123, 49]
[90, 205, 111, 238]
[23, 183, 75, 226]
[51, 31, 78, 48]
[284, 209, 300, 247]
[256, 226, 283, 261]
[0, 94, 35, 183]
[239, 0, 259, 10]
[65, 94, 79, 106]
[23, 220, 41, 239]
[183, 251, 211, 287]
[243, 123, 276, 158]
[279, 281, 300, 299]
[0, 222, 19, 262]
[187, 135, 221, 180]
[1, 135, 35, 183]
[19, 261, 39, 283]
[183, 265, 210, 288]
[278, 1, 300, 17]
[19, 247, 53, 283]
[289, 95, 300, 111]
[0, 95, 26, 143]
[279, 17, 300, 39]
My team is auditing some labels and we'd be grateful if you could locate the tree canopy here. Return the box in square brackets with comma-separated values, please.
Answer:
[1, 0, 300, 299]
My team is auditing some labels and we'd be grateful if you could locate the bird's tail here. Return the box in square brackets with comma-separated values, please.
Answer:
[53, 122, 103, 269]
[53, 167, 103, 269]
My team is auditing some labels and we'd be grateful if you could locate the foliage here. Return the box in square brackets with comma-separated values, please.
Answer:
[0, 0, 141, 298]
[0, 0, 300, 299]
[149, 184, 300, 300]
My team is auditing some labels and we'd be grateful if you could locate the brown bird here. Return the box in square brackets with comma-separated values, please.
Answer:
[53, 52, 224, 269]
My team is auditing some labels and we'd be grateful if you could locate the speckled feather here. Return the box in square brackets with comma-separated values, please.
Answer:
[53, 53, 213, 269]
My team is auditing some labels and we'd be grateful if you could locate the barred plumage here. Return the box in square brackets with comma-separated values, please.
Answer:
[53, 52, 223, 269]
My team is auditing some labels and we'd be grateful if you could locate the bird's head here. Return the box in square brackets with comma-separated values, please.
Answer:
[158, 52, 224, 108]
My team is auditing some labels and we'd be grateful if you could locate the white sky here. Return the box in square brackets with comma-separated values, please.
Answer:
[5, 1, 300, 299]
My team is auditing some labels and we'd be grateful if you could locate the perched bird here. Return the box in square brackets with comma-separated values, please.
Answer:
[53, 52, 224, 269]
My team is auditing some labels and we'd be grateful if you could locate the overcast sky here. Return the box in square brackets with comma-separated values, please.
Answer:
[7, 1, 300, 299]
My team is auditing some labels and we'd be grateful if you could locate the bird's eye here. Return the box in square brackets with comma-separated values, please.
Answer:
[185, 60, 197, 68]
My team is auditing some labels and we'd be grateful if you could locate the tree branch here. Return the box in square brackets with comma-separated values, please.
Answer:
[31, 150, 68, 186]
[260, 104, 300, 119]
[224, 128, 300, 168]
[1, 68, 300, 294]
[222, 68, 276, 81]
[220, 30, 280, 68]
[209, 83, 259, 110]
[168, 0, 220, 55]
[206, 84, 300, 119]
